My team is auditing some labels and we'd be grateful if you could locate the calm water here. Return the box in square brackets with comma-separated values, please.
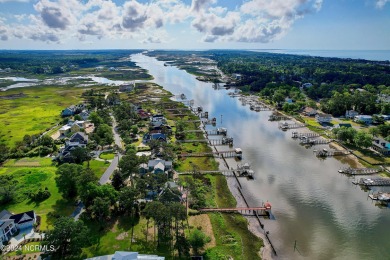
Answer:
[251, 49, 390, 61]
[132, 53, 390, 260]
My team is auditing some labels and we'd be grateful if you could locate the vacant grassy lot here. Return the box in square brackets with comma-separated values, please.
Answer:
[84, 159, 110, 179]
[0, 85, 85, 147]
[0, 157, 74, 230]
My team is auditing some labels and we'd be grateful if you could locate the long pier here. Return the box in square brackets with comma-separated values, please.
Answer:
[199, 206, 270, 214]
[339, 167, 380, 175]
[354, 178, 390, 186]
[178, 137, 233, 146]
[180, 150, 241, 159]
[177, 169, 253, 178]
[182, 128, 227, 136]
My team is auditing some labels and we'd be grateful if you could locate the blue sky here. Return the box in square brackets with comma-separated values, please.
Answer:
[0, 0, 389, 50]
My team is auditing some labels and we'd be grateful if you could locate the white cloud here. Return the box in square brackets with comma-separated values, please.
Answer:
[375, 0, 390, 8]
[191, 0, 217, 13]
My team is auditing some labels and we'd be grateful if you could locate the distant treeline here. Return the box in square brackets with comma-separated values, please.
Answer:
[0, 49, 144, 74]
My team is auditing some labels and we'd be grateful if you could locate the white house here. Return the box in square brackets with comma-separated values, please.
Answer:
[354, 115, 372, 124]
[345, 110, 359, 119]
[0, 210, 36, 243]
[315, 113, 332, 124]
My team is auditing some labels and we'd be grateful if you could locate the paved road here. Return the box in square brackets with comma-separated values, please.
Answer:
[99, 115, 123, 184]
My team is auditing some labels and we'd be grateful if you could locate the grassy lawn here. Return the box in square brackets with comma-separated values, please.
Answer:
[84, 159, 111, 179]
[99, 152, 115, 160]
[0, 157, 74, 230]
[0, 85, 84, 147]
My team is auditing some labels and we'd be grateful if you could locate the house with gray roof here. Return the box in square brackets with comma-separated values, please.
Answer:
[0, 210, 36, 243]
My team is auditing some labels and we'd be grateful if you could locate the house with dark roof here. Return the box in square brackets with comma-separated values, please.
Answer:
[372, 138, 390, 156]
[143, 133, 167, 144]
[61, 105, 76, 117]
[57, 132, 88, 162]
[69, 132, 88, 144]
[0, 210, 36, 243]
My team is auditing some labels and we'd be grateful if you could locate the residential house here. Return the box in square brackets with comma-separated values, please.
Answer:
[69, 132, 88, 144]
[285, 97, 294, 104]
[143, 133, 167, 144]
[0, 210, 36, 243]
[79, 110, 90, 121]
[302, 107, 317, 117]
[377, 94, 390, 103]
[315, 113, 332, 124]
[372, 138, 390, 156]
[158, 181, 183, 203]
[59, 125, 71, 137]
[354, 115, 372, 124]
[232, 73, 242, 80]
[61, 105, 76, 117]
[57, 132, 88, 162]
[345, 110, 359, 119]
[70, 120, 85, 133]
[147, 159, 172, 174]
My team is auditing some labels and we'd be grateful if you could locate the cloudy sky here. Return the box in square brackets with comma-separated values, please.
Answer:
[0, 0, 389, 50]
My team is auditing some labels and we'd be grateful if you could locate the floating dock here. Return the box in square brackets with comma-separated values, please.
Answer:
[300, 138, 331, 145]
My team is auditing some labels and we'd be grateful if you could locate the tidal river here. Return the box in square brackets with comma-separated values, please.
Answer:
[131, 53, 390, 260]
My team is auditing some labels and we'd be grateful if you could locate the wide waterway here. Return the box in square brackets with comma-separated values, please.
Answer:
[131, 53, 390, 260]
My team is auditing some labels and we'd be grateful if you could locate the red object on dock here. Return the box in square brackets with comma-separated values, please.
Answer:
[264, 202, 272, 209]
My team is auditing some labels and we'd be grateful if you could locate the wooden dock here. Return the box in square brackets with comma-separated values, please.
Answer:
[199, 206, 270, 214]
[292, 132, 321, 138]
[300, 138, 331, 145]
[315, 149, 349, 157]
[354, 178, 390, 186]
[180, 149, 242, 159]
[278, 122, 306, 130]
[178, 137, 233, 146]
[339, 167, 380, 175]
[178, 169, 253, 178]
[269, 115, 291, 121]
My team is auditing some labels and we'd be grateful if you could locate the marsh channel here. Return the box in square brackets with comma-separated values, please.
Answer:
[132, 53, 390, 260]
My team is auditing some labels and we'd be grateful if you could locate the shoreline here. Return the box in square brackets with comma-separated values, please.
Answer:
[212, 152, 275, 260]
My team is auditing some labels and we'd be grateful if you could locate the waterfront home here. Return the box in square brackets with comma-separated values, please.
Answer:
[0, 210, 36, 243]
[232, 73, 242, 80]
[143, 133, 167, 143]
[345, 110, 359, 119]
[303, 107, 318, 117]
[354, 115, 372, 124]
[315, 113, 332, 124]
[285, 97, 294, 104]
[147, 158, 172, 174]
[372, 138, 390, 156]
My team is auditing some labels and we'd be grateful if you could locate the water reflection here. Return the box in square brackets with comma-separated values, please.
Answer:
[131, 53, 390, 260]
